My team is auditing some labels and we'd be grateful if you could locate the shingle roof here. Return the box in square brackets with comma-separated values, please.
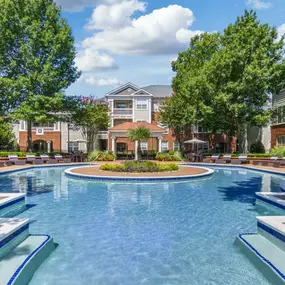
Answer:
[109, 122, 165, 131]
[141, 85, 173, 98]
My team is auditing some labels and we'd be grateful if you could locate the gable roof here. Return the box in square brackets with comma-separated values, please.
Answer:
[109, 122, 165, 132]
[106, 82, 139, 96]
[141, 85, 173, 98]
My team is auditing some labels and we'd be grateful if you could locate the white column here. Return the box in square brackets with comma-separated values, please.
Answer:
[111, 137, 116, 154]
[135, 141, 138, 160]
[158, 137, 162, 153]
[47, 141, 51, 153]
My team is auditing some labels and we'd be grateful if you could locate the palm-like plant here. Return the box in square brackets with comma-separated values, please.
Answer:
[128, 126, 151, 160]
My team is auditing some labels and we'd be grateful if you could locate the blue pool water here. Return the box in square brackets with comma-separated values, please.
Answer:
[0, 166, 285, 285]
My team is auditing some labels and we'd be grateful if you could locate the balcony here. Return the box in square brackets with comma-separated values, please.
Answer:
[112, 108, 133, 118]
[98, 131, 108, 140]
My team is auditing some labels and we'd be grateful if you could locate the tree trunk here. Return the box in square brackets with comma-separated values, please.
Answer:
[137, 140, 141, 161]
[27, 120, 33, 152]
[237, 124, 248, 154]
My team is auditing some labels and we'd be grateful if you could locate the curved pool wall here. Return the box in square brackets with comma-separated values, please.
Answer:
[64, 165, 214, 181]
[1, 165, 285, 284]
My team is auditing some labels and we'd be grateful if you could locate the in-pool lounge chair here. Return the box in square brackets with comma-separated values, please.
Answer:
[215, 154, 232, 164]
[8, 155, 26, 165]
[40, 154, 50, 163]
[203, 154, 220, 163]
[231, 154, 249, 164]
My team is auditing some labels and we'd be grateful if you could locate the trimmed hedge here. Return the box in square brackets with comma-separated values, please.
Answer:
[100, 161, 179, 173]
[156, 153, 180, 161]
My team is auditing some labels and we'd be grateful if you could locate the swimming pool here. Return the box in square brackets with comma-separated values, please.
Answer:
[0, 166, 284, 285]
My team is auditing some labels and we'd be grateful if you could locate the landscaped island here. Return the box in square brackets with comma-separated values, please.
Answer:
[99, 161, 179, 173]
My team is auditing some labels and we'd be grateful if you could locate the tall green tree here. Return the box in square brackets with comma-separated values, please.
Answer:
[159, 96, 192, 148]
[0, 118, 16, 150]
[0, 0, 81, 151]
[128, 126, 151, 160]
[169, 10, 285, 152]
[70, 96, 109, 153]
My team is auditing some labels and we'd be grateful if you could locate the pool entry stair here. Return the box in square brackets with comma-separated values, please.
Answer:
[0, 194, 26, 217]
[237, 216, 285, 285]
[255, 192, 285, 211]
[0, 218, 55, 285]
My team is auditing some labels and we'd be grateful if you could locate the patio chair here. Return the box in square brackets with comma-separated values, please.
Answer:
[14, 160, 26, 165]
[47, 159, 58, 164]
[33, 159, 44, 165]
[54, 154, 63, 162]
[63, 158, 72, 163]
[8, 154, 18, 162]
[26, 154, 36, 163]
[273, 157, 285, 168]
[223, 154, 232, 163]
[231, 154, 249, 164]
[204, 154, 220, 163]
[4, 161, 13, 166]
[40, 154, 50, 163]
[0, 162, 5, 167]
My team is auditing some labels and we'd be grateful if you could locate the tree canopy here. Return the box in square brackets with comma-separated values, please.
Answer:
[70, 96, 109, 152]
[161, 10, 285, 152]
[0, 118, 16, 150]
[128, 126, 151, 160]
[0, 0, 81, 150]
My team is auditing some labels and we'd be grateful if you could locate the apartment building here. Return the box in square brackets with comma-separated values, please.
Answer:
[271, 88, 285, 148]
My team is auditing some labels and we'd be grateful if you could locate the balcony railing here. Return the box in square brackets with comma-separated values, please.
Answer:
[112, 108, 133, 116]
[98, 131, 108, 139]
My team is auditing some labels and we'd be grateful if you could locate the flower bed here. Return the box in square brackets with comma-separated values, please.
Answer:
[99, 161, 179, 173]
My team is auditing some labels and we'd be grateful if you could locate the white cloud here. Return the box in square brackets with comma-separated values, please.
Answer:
[82, 4, 201, 55]
[176, 29, 203, 43]
[86, 0, 146, 30]
[84, 76, 123, 86]
[75, 49, 118, 72]
[246, 0, 272, 9]
[278, 24, 285, 40]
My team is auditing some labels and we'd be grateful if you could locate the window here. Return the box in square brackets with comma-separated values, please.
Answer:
[173, 141, 180, 151]
[68, 142, 79, 152]
[275, 106, 285, 124]
[161, 141, 169, 152]
[32, 122, 54, 128]
[278, 136, 285, 146]
[140, 142, 148, 151]
[136, 99, 148, 110]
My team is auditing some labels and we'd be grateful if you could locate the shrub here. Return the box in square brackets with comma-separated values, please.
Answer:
[169, 150, 175, 155]
[88, 150, 115, 161]
[99, 161, 179, 172]
[0, 151, 69, 158]
[270, 146, 285, 158]
[250, 140, 265, 153]
[156, 153, 180, 161]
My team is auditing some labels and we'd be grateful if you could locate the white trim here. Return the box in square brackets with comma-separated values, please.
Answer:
[132, 88, 153, 97]
[105, 82, 139, 96]
[148, 98, 151, 123]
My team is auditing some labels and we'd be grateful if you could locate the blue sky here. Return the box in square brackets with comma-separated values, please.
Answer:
[55, 0, 285, 97]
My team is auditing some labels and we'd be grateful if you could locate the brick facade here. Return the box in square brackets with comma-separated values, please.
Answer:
[271, 124, 285, 148]
[19, 131, 61, 151]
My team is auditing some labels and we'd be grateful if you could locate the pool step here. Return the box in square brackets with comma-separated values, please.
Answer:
[238, 216, 285, 284]
[237, 234, 285, 285]
[0, 235, 55, 285]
